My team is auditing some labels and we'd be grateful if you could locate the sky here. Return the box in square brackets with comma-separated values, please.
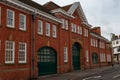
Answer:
[33, 0, 120, 40]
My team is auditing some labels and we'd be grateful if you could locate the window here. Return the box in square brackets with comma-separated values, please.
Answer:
[116, 41, 119, 44]
[19, 14, 26, 30]
[94, 39, 95, 46]
[74, 24, 77, 33]
[84, 29, 88, 37]
[62, 19, 68, 30]
[5, 41, 15, 63]
[91, 38, 93, 46]
[38, 20, 43, 35]
[96, 40, 98, 47]
[86, 50, 89, 62]
[80, 27, 82, 35]
[0, 7, 1, 25]
[7, 9, 14, 28]
[100, 53, 105, 62]
[46, 23, 50, 36]
[99, 41, 101, 48]
[19, 42, 27, 63]
[107, 54, 111, 62]
[71, 23, 74, 32]
[92, 53, 98, 64]
[64, 47, 68, 62]
[52, 25, 57, 38]
[77, 26, 82, 35]
[117, 46, 120, 52]
[65, 20, 68, 30]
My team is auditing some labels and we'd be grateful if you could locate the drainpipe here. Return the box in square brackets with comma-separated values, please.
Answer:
[31, 11, 36, 80]
[98, 39, 101, 67]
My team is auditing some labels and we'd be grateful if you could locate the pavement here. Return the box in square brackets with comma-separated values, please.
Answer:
[38, 64, 119, 80]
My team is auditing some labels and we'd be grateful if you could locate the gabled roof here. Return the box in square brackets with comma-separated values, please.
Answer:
[66, 2, 88, 23]
[90, 32, 110, 42]
[18, 0, 54, 16]
[61, 4, 72, 11]
[5, 0, 61, 23]
[43, 1, 60, 11]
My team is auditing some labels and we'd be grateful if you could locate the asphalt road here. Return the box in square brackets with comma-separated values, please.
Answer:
[79, 65, 120, 80]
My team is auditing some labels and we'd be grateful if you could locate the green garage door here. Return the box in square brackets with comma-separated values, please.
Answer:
[72, 43, 80, 70]
[37, 47, 57, 76]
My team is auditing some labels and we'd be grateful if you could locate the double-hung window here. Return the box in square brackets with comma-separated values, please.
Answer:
[65, 20, 68, 30]
[80, 27, 82, 35]
[46, 23, 50, 36]
[19, 42, 27, 63]
[64, 47, 68, 62]
[38, 20, 43, 35]
[52, 25, 57, 38]
[19, 14, 26, 30]
[7, 9, 14, 28]
[5, 41, 15, 64]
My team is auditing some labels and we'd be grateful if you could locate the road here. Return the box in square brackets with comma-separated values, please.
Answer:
[79, 65, 120, 80]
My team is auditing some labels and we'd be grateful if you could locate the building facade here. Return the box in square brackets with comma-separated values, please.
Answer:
[111, 34, 120, 64]
[0, 0, 112, 80]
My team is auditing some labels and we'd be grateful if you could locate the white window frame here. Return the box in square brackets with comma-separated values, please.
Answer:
[96, 40, 98, 47]
[5, 41, 15, 64]
[64, 47, 68, 62]
[74, 24, 76, 33]
[38, 20, 43, 35]
[86, 50, 89, 62]
[52, 25, 57, 38]
[46, 23, 50, 36]
[84, 29, 88, 37]
[80, 27, 82, 35]
[19, 14, 26, 31]
[100, 53, 105, 62]
[7, 9, 14, 28]
[107, 54, 111, 62]
[71, 23, 74, 32]
[91, 38, 93, 46]
[18, 42, 27, 63]
[65, 20, 68, 30]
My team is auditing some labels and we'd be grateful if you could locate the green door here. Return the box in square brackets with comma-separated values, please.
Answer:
[37, 47, 57, 76]
[72, 43, 80, 70]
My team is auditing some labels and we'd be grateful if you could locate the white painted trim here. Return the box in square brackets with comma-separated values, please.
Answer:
[19, 13, 26, 31]
[6, 9, 15, 28]
[5, 41, 15, 64]
[90, 33, 109, 42]
[45, 23, 50, 36]
[51, 8, 74, 18]
[52, 25, 57, 38]
[5, 0, 62, 23]
[38, 20, 43, 35]
[18, 42, 27, 63]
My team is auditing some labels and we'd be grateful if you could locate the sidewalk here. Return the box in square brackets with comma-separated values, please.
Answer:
[38, 65, 119, 80]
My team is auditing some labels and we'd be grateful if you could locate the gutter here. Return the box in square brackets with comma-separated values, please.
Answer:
[5, 0, 62, 23]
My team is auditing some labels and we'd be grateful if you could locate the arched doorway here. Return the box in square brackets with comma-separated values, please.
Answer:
[37, 46, 57, 76]
[72, 42, 81, 70]
[92, 52, 98, 64]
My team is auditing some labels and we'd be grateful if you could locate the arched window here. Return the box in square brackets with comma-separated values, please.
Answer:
[92, 53, 98, 64]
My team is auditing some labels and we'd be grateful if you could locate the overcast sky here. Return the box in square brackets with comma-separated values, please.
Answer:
[33, 0, 120, 40]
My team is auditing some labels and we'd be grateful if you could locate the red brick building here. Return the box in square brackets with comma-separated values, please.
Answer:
[0, 0, 112, 80]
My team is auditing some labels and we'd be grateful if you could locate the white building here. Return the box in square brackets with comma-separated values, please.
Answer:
[111, 34, 120, 63]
